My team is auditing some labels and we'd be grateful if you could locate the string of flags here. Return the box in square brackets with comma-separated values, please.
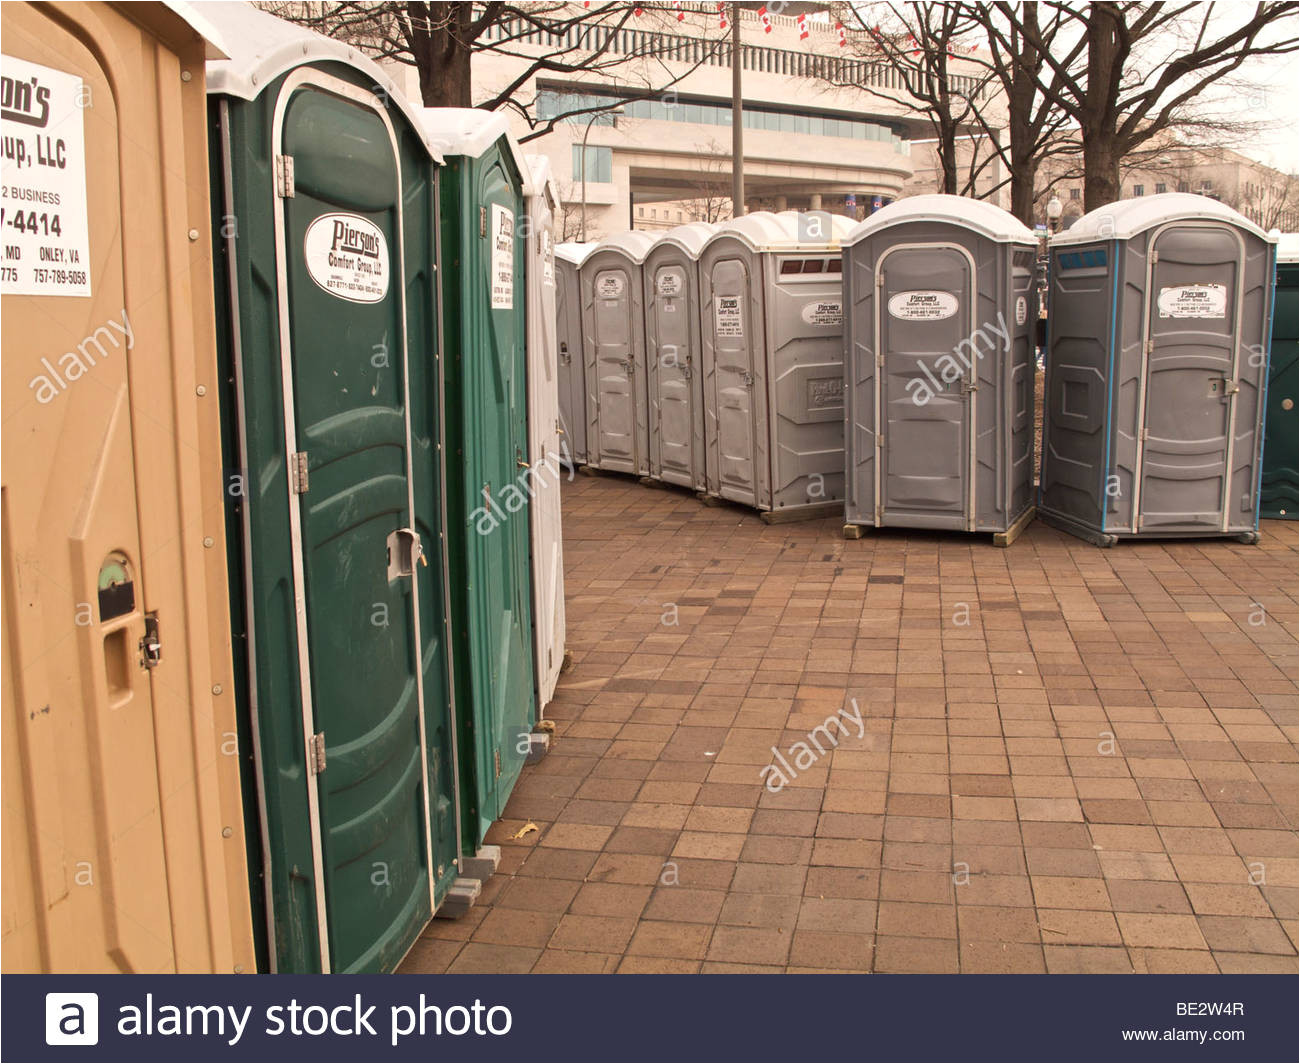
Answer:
[613, 3, 978, 54]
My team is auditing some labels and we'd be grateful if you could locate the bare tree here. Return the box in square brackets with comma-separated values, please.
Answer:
[1000, 1, 1298, 210]
[678, 142, 734, 223]
[828, 1, 1001, 198]
[260, 2, 731, 141]
[963, 3, 1082, 225]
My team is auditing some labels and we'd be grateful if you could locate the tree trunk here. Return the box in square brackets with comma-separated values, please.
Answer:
[1009, 156, 1038, 227]
[410, 1, 474, 108]
[1080, 4, 1126, 212]
[1082, 134, 1122, 210]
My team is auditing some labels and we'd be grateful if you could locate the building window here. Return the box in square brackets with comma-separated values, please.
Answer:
[650, 208, 657, 218]
[1133, 184, 1144, 196]
[1069, 188, 1080, 201]
[1177, 181, 1189, 193]
[1200, 179, 1213, 191]
[571, 144, 612, 183]
[1155, 182, 1166, 194]
[638, 206, 644, 217]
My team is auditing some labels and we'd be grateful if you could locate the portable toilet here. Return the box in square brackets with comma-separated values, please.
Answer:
[841, 195, 1039, 545]
[644, 223, 719, 491]
[419, 108, 538, 853]
[556, 242, 596, 466]
[1261, 232, 1298, 519]
[1, 0, 254, 976]
[1040, 193, 1277, 545]
[581, 230, 658, 476]
[698, 211, 855, 519]
[523, 154, 568, 709]
[206, 2, 461, 972]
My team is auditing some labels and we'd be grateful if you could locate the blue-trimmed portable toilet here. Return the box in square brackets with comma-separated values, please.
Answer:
[205, 1, 461, 972]
[1040, 194, 1276, 545]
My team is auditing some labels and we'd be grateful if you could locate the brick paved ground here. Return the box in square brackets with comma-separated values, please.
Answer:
[400, 473, 1298, 975]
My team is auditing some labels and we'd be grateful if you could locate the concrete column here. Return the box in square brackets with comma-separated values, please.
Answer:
[809, 193, 822, 210]
[775, 194, 788, 211]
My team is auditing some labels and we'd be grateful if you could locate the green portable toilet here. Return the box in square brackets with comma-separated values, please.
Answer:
[205, 3, 462, 972]
[1262, 233, 1298, 519]
[420, 108, 538, 853]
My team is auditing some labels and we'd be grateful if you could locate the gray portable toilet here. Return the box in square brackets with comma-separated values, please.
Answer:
[698, 211, 855, 520]
[555, 242, 595, 466]
[580, 230, 657, 476]
[1040, 193, 1276, 545]
[644, 222, 718, 491]
[842, 195, 1039, 546]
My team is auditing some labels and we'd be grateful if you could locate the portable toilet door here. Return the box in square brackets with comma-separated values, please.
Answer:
[523, 154, 567, 709]
[698, 211, 854, 517]
[581, 230, 657, 475]
[842, 195, 1039, 544]
[1041, 193, 1276, 544]
[420, 108, 537, 852]
[644, 223, 717, 491]
[556, 243, 595, 465]
[1261, 232, 1298, 519]
[1, 1, 254, 976]
[206, 3, 460, 972]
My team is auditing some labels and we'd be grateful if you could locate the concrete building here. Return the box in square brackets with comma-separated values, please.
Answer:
[387, 3, 995, 241]
[1039, 141, 1298, 232]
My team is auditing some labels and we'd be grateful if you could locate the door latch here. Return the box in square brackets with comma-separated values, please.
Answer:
[560, 341, 570, 364]
[682, 356, 693, 380]
[139, 612, 162, 670]
[740, 370, 755, 387]
[386, 527, 425, 581]
[625, 358, 635, 377]
[961, 380, 978, 394]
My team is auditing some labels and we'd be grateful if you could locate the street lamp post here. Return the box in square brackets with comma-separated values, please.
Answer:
[1046, 195, 1064, 234]
[580, 106, 623, 243]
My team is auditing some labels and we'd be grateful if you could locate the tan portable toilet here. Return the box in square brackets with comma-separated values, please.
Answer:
[1, 2, 254, 973]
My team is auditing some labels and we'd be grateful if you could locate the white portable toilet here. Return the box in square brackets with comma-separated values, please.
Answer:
[580, 230, 657, 476]
[698, 211, 855, 519]
[644, 223, 718, 491]
[523, 154, 566, 709]
[841, 195, 1040, 545]
[555, 242, 595, 465]
[1041, 194, 1276, 544]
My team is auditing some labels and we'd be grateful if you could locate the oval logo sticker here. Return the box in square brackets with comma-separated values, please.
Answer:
[887, 290, 959, 321]
[597, 273, 625, 299]
[303, 212, 389, 304]
[801, 300, 842, 327]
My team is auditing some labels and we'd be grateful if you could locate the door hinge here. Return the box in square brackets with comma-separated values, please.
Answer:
[1144, 339, 1154, 356]
[1136, 514, 1144, 531]
[139, 612, 162, 670]
[275, 154, 295, 198]
[876, 353, 885, 370]
[479, 205, 487, 237]
[1148, 250, 1158, 265]
[309, 732, 327, 774]
[875, 432, 884, 449]
[875, 272, 885, 288]
[493, 748, 501, 779]
[290, 451, 309, 494]
[1140, 427, 1149, 441]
